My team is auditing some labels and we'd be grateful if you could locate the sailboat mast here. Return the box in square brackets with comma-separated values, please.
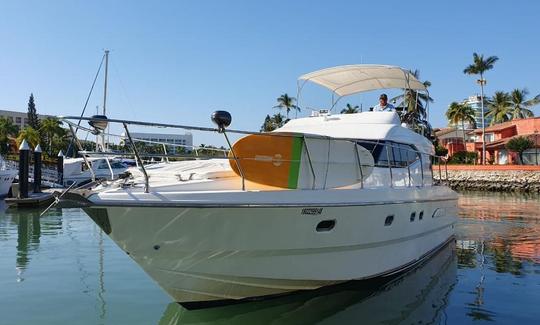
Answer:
[102, 50, 109, 151]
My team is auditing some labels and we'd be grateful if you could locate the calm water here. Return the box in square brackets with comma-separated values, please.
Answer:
[1, 192, 539, 325]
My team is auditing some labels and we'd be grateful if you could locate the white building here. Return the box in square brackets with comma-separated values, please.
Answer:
[447, 95, 492, 130]
[126, 132, 193, 154]
[0, 109, 50, 129]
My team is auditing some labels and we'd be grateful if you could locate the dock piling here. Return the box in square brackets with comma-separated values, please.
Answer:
[33, 144, 42, 193]
[57, 150, 64, 186]
[18, 140, 30, 199]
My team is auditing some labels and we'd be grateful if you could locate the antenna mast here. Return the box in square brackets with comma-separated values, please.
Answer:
[101, 50, 110, 151]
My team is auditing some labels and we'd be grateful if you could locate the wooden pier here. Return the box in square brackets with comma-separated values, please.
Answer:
[5, 189, 60, 208]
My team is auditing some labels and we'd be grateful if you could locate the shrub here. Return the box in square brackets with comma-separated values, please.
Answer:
[506, 136, 534, 164]
[449, 151, 477, 164]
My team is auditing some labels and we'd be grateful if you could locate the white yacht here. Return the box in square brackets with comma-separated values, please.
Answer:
[58, 65, 458, 306]
[0, 155, 17, 198]
[62, 157, 129, 187]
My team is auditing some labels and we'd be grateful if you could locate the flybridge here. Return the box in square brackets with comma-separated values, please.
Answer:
[296, 64, 429, 111]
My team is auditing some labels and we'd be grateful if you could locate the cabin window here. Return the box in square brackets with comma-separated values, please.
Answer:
[357, 141, 419, 168]
[316, 220, 336, 232]
[419, 211, 424, 220]
[384, 215, 394, 226]
[81, 162, 91, 172]
[410, 212, 416, 222]
[110, 161, 126, 169]
[97, 160, 110, 169]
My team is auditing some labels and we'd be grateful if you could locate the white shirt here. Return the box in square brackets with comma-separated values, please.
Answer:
[373, 103, 395, 112]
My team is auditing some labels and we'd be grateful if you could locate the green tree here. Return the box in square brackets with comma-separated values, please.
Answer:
[509, 88, 540, 119]
[391, 70, 433, 135]
[446, 102, 476, 145]
[40, 117, 66, 156]
[261, 113, 287, 132]
[464, 52, 499, 164]
[340, 103, 359, 114]
[0, 117, 19, 154]
[260, 115, 273, 132]
[274, 93, 300, 119]
[486, 91, 512, 125]
[506, 136, 534, 164]
[17, 127, 40, 149]
[27, 93, 40, 130]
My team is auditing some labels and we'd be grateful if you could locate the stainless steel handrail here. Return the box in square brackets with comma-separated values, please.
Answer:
[419, 154, 425, 187]
[386, 145, 393, 187]
[222, 130, 245, 191]
[67, 123, 96, 182]
[60, 116, 438, 157]
[122, 122, 149, 193]
[302, 137, 317, 190]
[60, 116, 449, 191]
[104, 156, 114, 180]
[353, 143, 364, 189]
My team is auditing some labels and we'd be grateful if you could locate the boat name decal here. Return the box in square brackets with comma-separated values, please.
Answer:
[301, 208, 323, 215]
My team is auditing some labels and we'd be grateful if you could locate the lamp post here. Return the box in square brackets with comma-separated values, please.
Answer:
[477, 79, 487, 164]
[535, 130, 538, 166]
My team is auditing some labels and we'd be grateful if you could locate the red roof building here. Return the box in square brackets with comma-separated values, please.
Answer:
[467, 117, 540, 164]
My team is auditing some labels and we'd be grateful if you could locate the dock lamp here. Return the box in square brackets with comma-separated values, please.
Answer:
[476, 78, 487, 165]
[211, 110, 245, 191]
[535, 130, 538, 166]
[88, 115, 109, 135]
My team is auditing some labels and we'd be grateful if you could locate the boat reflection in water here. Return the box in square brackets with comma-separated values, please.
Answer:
[159, 241, 457, 325]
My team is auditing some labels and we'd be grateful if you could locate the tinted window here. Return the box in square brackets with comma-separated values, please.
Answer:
[357, 141, 419, 168]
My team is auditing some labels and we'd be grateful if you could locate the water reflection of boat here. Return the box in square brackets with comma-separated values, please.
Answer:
[158, 241, 457, 325]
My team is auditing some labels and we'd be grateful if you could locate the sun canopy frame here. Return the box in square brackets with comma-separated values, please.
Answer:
[296, 64, 430, 118]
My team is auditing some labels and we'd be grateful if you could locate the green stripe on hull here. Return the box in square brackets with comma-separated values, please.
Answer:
[288, 137, 303, 189]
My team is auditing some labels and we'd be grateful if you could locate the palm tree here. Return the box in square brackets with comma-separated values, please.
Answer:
[509, 88, 540, 119]
[274, 93, 300, 119]
[17, 127, 40, 149]
[464, 52, 499, 164]
[39, 117, 64, 156]
[260, 115, 273, 132]
[485, 91, 512, 125]
[341, 104, 359, 114]
[0, 117, 19, 154]
[446, 102, 476, 145]
[260, 113, 287, 132]
[391, 70, 433, 133]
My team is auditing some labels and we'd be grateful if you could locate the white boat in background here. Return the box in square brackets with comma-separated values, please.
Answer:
[57, 65, 458, 307]
[62, 157, 129, 187]
[0, 155, 17, 198]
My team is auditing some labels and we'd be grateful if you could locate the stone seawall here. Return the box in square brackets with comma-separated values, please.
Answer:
[433, 169, 540, 192]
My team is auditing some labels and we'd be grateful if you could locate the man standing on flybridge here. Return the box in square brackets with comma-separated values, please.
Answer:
[373, 93, 395, 112]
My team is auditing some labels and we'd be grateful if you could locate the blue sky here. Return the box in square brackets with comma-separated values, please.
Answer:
[1, 0, 539, 145]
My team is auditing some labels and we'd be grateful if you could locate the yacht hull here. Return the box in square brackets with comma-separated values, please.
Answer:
[0, 169, 17, 198]
[83, 187, 457, 304]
